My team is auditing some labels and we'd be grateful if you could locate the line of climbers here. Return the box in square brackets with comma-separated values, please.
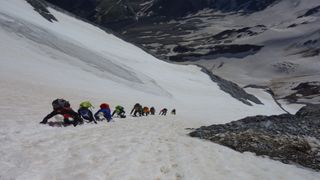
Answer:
[40, 99, 176, 127]
[130, 103, 175, 116]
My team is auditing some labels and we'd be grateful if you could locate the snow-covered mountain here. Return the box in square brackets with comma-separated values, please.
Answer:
[45, 0, 320, 104]
[0, 0, 319, 179]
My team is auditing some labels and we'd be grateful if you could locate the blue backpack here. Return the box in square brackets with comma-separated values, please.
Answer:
[79, 108, 91, 119]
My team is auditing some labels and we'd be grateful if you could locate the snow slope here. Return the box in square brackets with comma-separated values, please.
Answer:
[0, 0, 319, 179]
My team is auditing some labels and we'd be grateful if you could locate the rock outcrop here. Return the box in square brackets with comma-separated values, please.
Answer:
[284, 82, 320, 104]
[26, 0, 57, 22]
[190, 104, 320, 171]
[200, 67, 263, 106]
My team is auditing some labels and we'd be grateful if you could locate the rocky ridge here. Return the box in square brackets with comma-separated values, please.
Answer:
[26, 0, 57, 22]
[190, 104, 320, 171]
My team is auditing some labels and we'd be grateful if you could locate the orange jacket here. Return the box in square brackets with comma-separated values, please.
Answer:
[143, 107, 149, 113]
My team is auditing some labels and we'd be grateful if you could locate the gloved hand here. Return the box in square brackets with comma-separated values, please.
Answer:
[40, 120, 47, 124]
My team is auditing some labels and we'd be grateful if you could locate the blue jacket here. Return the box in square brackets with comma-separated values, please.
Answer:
[94, 108, 112, 121]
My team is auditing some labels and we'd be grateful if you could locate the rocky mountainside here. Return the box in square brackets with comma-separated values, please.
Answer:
[190, 104, 320, 171]
[45, 0, 279, 27]
[44, 0, 320, 105]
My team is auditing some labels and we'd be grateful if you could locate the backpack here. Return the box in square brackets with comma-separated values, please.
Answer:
[80, 101, 93, 109]
[79, 108, 91, 119]
[52, 99, 70, 110]
[116, 105, 124, 111]
[143, 107, 149, 112]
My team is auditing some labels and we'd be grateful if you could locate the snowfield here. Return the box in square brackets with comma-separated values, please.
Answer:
[0, 0, 319, 179]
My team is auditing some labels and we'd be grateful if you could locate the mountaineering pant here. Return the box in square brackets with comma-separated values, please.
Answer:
[42, 109, 83, 126]
[133, 110, 141, 117]
[160, 111, 167, 116]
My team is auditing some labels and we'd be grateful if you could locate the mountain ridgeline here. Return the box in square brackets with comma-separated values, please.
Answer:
[45, 0, 279, 29]
[146, 0, 279, 18]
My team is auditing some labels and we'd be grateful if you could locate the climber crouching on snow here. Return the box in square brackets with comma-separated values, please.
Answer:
[150, 107, 155, 115]
[40, 98, 84, 127]
[143, 106, 150, 116]
[171, 109, 176, 115]
[159, 108, 168, 116]
[95, 103, 112, 122]
[112, 105, 126, 118]
[78, 101, 97, 124]
[130, 103, 142, 117]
